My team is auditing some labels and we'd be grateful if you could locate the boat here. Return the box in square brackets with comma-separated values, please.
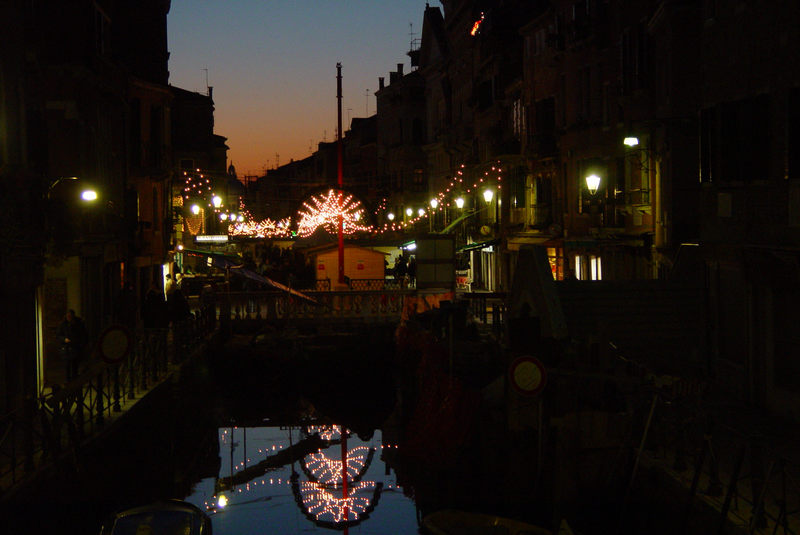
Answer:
[423, 509, 552, 535]
[98, 499, 212, 535]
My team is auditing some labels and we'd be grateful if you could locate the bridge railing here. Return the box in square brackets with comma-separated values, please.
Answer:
[221, 289, 414, 322]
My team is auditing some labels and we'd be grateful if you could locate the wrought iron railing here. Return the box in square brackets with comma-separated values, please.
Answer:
[0, 313, 209, 495]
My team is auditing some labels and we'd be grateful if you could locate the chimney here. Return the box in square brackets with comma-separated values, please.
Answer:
[397, 63, 404, 76]
[208, 86, 213, 100]
[379, 77, 385, 90]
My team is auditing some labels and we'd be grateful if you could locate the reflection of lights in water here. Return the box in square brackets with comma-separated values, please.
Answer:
[299, 480, 379, 523]
[205, 425, 402, 527]
[306, 425, 341, 441]
[304, 446, 371, 486]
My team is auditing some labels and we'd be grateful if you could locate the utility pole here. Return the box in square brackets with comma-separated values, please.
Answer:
[337, 63, 345, 286]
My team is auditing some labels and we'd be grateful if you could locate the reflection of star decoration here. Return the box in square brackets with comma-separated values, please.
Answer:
[304, 447, 371, 486]
[300, 481, 377, 522]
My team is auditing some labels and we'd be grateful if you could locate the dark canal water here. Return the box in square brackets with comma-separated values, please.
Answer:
[2, 329, 426, 535]
[2, 325, 708, 535]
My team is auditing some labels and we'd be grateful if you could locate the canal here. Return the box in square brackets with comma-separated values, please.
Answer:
[1, 319, 720, 535]
[2, 326, 425, 534]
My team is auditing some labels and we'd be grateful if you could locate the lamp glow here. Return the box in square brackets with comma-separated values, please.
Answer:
[190, 204, 200, 215]
[430, 198, 439, 209]
[586, 174, 601, 195]
[624, 137, 639, 147]
[217, 495, 228, 508]
[405, 207, 413, 217]
[483, 189, 494, 203]
[455, 197, 465, 209]
[212, 195, 222, 208]
[417, 208, 425, 217]
[81, 189, 98, 201]
[387, 212, 395, 221]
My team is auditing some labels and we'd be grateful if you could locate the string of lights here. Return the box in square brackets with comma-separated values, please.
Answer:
[216, 162, 504, 239]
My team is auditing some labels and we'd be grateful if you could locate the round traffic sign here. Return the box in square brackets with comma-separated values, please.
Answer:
[509, 355, 547, 396]
[98, 325, 133, 364]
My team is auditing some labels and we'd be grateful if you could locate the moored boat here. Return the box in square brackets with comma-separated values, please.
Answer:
[99, 499, 212, 535]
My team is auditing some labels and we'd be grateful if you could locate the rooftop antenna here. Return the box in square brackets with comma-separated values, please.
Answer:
[364, 89, 370, 115]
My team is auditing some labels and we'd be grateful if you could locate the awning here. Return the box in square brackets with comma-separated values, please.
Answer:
[506, 235, 563, 251]
[457, 238, 500, 252]
[438, 209, 479, 234]
[181, 248, 317, 304]
[228, 266, 318, 304]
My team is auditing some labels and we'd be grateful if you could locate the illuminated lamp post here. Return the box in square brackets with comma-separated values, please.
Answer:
[455, 197, 465, 209]
[585, 173, 603, 227]
[429, 198, 438, 232]
[586, 174, 601, 195]
[387, 212, 395, 221]
[483, 188, 496, 225]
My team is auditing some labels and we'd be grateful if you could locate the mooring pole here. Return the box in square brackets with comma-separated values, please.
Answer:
[336, 63, 345, 285]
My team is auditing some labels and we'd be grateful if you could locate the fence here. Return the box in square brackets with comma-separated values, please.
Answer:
[0, 312, 210, 496]
[620, 381, 800, 534]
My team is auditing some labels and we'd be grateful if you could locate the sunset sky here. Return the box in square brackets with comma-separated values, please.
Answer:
[168, 1, 436, 178]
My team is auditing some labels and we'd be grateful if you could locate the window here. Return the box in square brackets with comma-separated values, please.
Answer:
[702, 95, 771, 183]
[788, 88, 800, 179]
[510, 168, 527, 209]
[621, 23, 650, 94]
[512, 98, 525, 138]
[579, 66, 591, 120]
[590, 255, 602, 280]
[93, 4, 111, 58]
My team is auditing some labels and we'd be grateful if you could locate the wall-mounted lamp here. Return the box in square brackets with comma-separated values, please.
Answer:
[623, 137, 640, 147]
[585, 174, 601, 195]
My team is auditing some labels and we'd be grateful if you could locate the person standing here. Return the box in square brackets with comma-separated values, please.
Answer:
[57, 309, 88, 382]
[407, 256, 417, 288]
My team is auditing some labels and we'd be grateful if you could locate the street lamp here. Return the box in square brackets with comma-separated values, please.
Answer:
[212, 195, 222, 208]
[190, 204, 200, 215]
[417, 208, 425, 217]
[405, 207, 413, 217]
[430, 198, 439, 209]
[80, 189, 98, 202]
[585, 174, 601, 195]
[455, 197, 465, 209]
[483, 189, 494, 204]
[623, 136, 640, 147]
[387, 212, 395, 221]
